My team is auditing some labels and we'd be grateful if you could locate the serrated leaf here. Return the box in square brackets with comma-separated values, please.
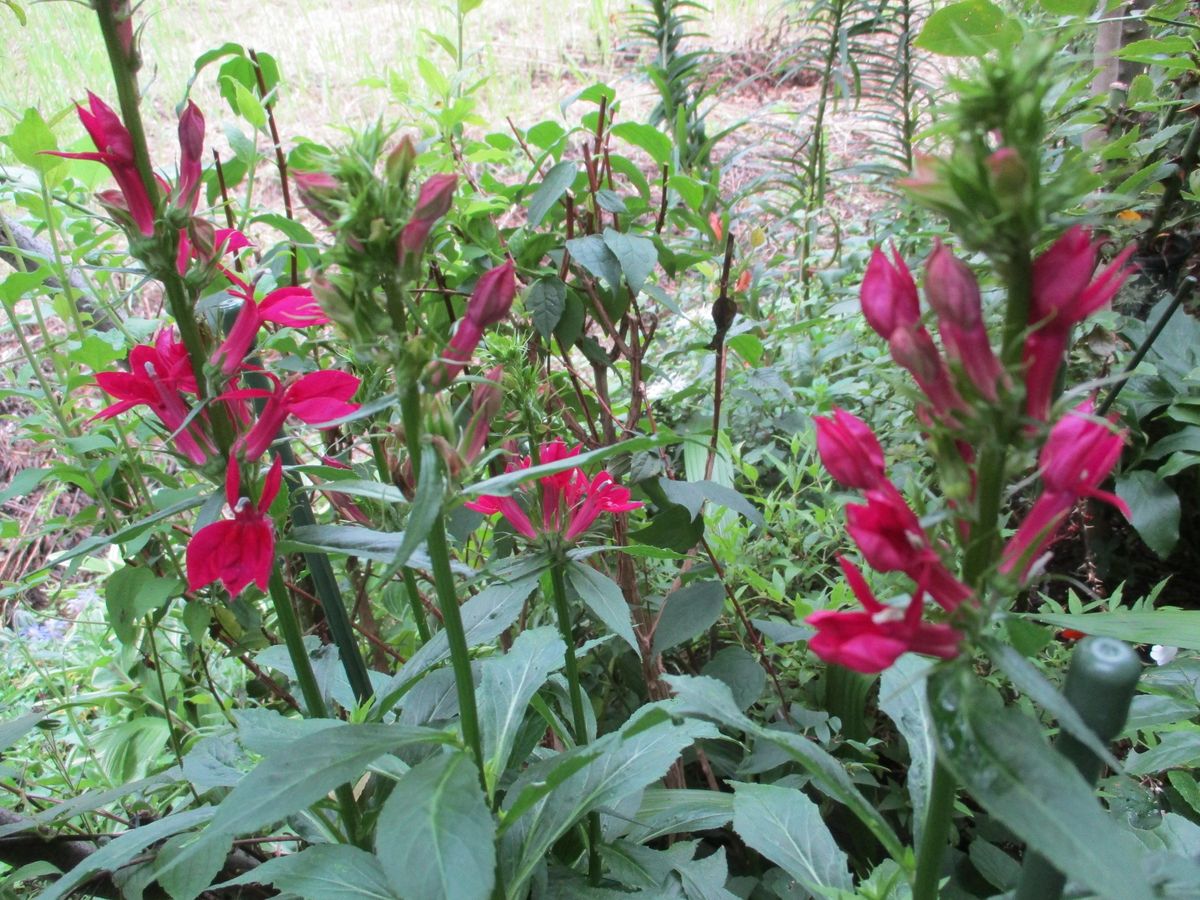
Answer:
[376, 751, 496, 900]
[528, 160, 577, 227]
[653, 580, 725, 656]
[526, 277, 567, 339]
[567, 561, 640, 654]
[731, 782, 852, 894]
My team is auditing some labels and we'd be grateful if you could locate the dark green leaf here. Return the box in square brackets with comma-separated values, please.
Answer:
[105, 567, 183, 644]
[566, 234, 622, 291]
[376, 751, 496, 900]
[1116, 471, 1180, 558]
[915, 0, 1021, 56]
[603, 228, 657, 298]
[526, 277, 567, 340]
[622, 788, 734, 843]
[658, 478, 764, 527]
[0, 712, 46, 754]
[285, 524, 436, 572]
[528, 161, 577, 227]
[731, 781, 852, 894]
[610, 122, 672, 167]
[653, 580, 725, 656]
[879, 654, 935, 843]
[1028, 611, 1200, 650]
[567, 561, 640, 654]
[628, 504, 704, 552]
[217, 844, 397, 898]
[701, 647, 764, 710]
[1125, 732, 1200, 776]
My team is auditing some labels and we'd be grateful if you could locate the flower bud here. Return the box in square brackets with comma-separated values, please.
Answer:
[397, 217, 434, 277]
[386, 135, 418, 185]
[925, 241, 1002, 400]
[176, 101, 205, 211]
[813, 409, 887, 490]
[861, 247, 920, 339]
[411, 174, 457, 222]
[985, 147, 1027, 197]
[464, 260, 517, 329]
[293, 171, 342, 227]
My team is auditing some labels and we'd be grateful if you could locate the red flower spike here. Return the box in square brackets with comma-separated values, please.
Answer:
[186, 455, 283, 597]
[860, 246, 920, 339]
[805, 557, 962, 673]
[813, 408, 887, 491]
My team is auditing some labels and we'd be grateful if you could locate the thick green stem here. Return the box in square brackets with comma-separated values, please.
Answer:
[912, 760, 956, 899]
[268, 567, 362, 843]
[402, 568, 433, 644]
[549, 562, 601, 883]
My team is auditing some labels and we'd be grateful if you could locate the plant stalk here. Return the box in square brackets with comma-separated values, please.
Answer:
[912, 760, 956, 899]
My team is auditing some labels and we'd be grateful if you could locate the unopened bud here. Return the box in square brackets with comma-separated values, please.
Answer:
[293, 171, 342, 227]
[985, 147, 1027, 197]
[465, 260, 517, 329]
[386, 135, 418, 185]
[925, 241, 982, 330]
[411, 173, 457, 222]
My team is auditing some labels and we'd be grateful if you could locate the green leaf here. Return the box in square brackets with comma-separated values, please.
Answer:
[628, 504, 705, 552]
[610, 122, 672, 167]
[653, 580, 725, 656]
[478, 626, 566, 788]
[285, 524, 437, 573]
[298, 479, 408, 505]
[1027, 610, 1200, 650]
[384, 444, 443, 576]
[929, 667, 1147, 900]
[104, 566, 183, 644]
[879, 654, 935, 843]
[2, 108, 63, 177]
[226, 78, 267, 129]
[0, 712, 45, 754]
[1125, 732, 1200, 776]
[46, 493, 208, 571]
[658, 478, 764, 527]
[376, 751, 496, 900]
[528, 160, 577, 226]
[526, 277, 567, 339]
[915, 0, 1021, 57]
[566, 234, 622, 291]
[602, 228, 657, 298]
[567, 561, 640, 654]
[0, 467, 50, 505]
[1039, 0, 1094, 14]
[1116, 471, 1180, 558]
[701, 647, 764, 710]
[731, 781, 852, 894]
[622, 788, 734, 843]
[217, 844, 397, 898]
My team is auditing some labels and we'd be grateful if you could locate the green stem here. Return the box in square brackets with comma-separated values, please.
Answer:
[549, 562, 601, 884]
[912, 760, 956, 899]
[403, 567, 433, 644]
[268, 566, 363, 843]
[400, 384, 484, 782]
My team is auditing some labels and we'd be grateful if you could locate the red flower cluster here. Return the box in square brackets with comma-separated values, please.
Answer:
[806, 409, 968, 673]
[466, 439, 641, 543]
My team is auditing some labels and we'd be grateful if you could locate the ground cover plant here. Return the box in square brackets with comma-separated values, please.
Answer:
[2, 0, 1200, 897]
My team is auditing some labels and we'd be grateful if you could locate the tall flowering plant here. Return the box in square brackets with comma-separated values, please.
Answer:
[799, 43, 1148, 900]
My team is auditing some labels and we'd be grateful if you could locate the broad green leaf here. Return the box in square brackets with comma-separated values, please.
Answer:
[526, 277, 567, 339]
[628, 503, 705, 552]
[1116, 471, 1179, 558]
[375, 565, 548, 713]
[217, 844, 397, 898]
[665, 674, 904, 861]
[653, 580, 725, 656]
[915, 0, 1021, 56]
[478, 626, 566, 789]
[383, 444, 443, 577]
[2, 108, 63, 178]
[622, 788, 734, 843]
[376, 751, 496, 900]
[567, 560, 640, 654]
[0, 711, 45, 754]
[1028, 610, 1200, 650]
[104, 566, 183, 644]
[285, 524, 437, 573]
[929, 666, 1146, 900]
[701, 647, 764, 710]
[982, 637, 1122, 771]
[151, 724, 451, 889]
[611, 122, 672, 167]
[37, 809, 214, 900]
[731, 781, 852, 894]
[298, 479, 408, 505]
[879, 654, 935, 843]
[602, 228, 657, 297]
[500, 705, 717, 895]
[1125, 732, 1200, 776]
[675, 845, 738, 900]
[566, 234, 622, 291]
[528, 160, 577, 226]
[658, 478, 764, 527]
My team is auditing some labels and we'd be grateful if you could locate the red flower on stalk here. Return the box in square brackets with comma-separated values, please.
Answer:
[806, 557, 962, 673]
[212, 277, 330, 376]
[1023, 228, 1135, 422]
[465, 438, 641, 543]
[187, 455, 283, 596]
[224, 370, 361, 462]
[426, 260, 517, 390]
[813, 408, 887, 491]
[1000, 400, 1129, 581]
[924, 241, 1003, 401]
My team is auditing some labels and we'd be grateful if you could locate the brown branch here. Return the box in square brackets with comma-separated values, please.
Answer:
[248, 47, 298, 287]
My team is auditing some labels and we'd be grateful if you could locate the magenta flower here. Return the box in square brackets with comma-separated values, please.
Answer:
[845, 488, 972, 612]
[860, 246, 966, 419]
[806, 557, 962, 673]
[50, 93, 156, 235]
[813, 408, 887, 491]
[227, 371, 361, 462]
[1001, 400, 1130, 581]
[1023, 228, 1135, 421]
[293, 171, 343, 227]
[924, 241, 1002, 401]
[212, 279, 331, 377]
[466, 438, 641, 543]
[427, 260, 517, 390]
[187, 455, 282, 596]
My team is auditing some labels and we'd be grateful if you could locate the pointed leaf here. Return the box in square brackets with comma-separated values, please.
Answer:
[567, 560, 639, 654]
[528, 160, 577, 227]
[526, 277, 567, 339]
[653, 580, 725, 656]
[602, 228, 657, 298]
[217, 844, 397, 898]
[879, 654, 935, 843]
